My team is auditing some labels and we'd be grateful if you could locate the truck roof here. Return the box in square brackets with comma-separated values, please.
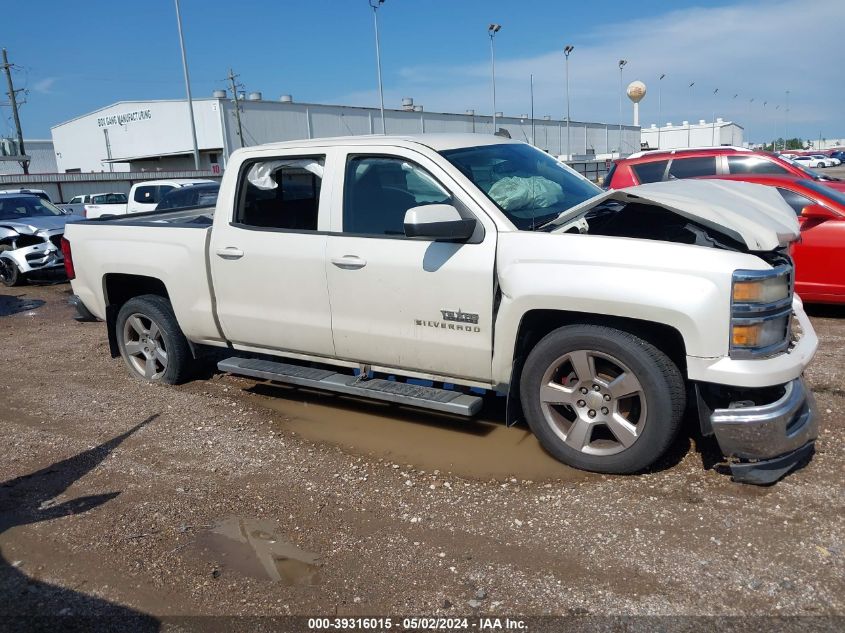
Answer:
[237, 133, 519, 153]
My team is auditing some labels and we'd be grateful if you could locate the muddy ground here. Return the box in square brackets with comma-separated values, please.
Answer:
[0, 283, 843, 628]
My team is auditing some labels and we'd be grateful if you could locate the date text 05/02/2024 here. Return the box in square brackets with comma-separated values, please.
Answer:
[307, 617, 528, 630]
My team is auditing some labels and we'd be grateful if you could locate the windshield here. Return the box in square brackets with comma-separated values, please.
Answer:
[92, 193, 128, 204]
[803, 181, 845, 209]
[440, 143, 601, 230]
[0, 196, 64, 220]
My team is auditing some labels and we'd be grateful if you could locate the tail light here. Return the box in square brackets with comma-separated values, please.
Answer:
[60, 237, 75, 280]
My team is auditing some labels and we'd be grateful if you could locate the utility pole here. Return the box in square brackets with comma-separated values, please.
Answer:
[2, 48, 29, 175]
[488, 24, 501, 133]
[227, 68, 245, 148]
[174, 0, 200, 170]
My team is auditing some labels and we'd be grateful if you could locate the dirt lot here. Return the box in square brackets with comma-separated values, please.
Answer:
[0, 282, 843, 628]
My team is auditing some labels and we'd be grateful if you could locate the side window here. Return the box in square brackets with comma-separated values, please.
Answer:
[668, 156, 717, 179]
[777, 188, 814, 216]
[235, 156, 324, 230]
[343, 156, 451, 236]
[631, 160, 669, 184]
[134, 186, 157, 204]
[727, 156, 789, 175]
[69, 196, 82, 204]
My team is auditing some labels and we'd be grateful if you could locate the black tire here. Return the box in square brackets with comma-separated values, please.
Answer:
[115, 294, 194, 384]
[520, 324, 685, 474]
[0, 245, 24, 287]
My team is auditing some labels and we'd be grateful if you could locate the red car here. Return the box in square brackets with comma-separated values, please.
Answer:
[701, 174, 845, 304]
[605, 146, 845, 192]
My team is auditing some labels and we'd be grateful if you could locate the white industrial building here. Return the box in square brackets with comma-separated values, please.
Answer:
[640, 119, 744, 151]
[50, 94, 641, 173]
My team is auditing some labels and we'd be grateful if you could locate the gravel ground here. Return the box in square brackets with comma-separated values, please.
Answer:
[0, 283, 843, 627]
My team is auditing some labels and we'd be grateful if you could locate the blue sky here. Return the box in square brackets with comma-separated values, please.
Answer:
[3, 0, 842, 144]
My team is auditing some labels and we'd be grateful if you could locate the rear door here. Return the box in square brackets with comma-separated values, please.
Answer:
[324, 145, 497, 382]
[209, 149, 337, 356]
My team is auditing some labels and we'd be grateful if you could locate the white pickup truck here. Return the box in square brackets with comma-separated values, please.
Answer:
[63, 134, 819, 484]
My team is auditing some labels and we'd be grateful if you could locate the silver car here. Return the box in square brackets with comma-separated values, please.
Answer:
[0, 194, 83, 286]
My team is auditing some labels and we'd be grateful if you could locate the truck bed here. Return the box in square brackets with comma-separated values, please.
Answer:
[81, 206, 214, 226]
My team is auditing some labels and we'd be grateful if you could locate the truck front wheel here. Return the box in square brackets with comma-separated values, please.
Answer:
[116, 294, 193, 384]
[520, 324, 685, 474]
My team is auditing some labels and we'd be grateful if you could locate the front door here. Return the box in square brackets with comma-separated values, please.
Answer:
[210, 150, 336, 356]
[325, 147, 496, 382]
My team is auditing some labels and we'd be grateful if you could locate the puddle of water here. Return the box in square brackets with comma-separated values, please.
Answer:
[194, 517, 320, 584]
[247, 383, 591, 483]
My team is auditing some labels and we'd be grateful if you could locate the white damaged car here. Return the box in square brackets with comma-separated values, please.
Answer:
[0, 193, 83, 286]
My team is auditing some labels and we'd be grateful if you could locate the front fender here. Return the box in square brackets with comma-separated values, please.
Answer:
[491, 263, 725, 387]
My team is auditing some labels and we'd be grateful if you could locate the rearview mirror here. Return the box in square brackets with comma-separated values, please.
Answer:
[801, 204, 838, 221]
[403, 204, 476, 241]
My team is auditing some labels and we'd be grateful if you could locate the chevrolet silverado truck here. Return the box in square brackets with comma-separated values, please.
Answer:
[62, 134, 819, 484]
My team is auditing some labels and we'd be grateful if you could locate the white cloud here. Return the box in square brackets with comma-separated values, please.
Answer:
[33, 77, 56, 94]
[335, 0, 845, 142]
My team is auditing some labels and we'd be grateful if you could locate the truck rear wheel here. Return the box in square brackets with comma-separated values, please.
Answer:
[116, 294, 193, 384]
[520, 324, 685, 474]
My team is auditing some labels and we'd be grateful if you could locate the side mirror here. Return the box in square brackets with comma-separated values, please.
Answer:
[801, 204, 839, 221]
[403, 204, 476, 241]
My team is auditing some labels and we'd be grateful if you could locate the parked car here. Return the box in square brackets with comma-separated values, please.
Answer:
[0, 188, 52, 202]
[829, 150, 845, 163]
[64, 192, 129, 218]
[792, 155, 828, 169]
[701, 174, 845, 304]
[63, 134, 818, 484]
[811, 154, 839, 167]
[128, 179, 215, 214]
[155, 183, 220, 212]
[0, 193, 82, 286]
[605, 146, 844, 190]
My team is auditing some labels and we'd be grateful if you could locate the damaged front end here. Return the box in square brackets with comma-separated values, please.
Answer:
[0, 224, 66, 286]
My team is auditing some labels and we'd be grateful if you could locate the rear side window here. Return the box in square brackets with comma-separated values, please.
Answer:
[235, 156, 324, 230]
[727, 156, 789, 175]
[668, 157, 718, 179]
[777, 188, 814, 215]
[134, 186, 158, 204]
[631, 160, 669, 184]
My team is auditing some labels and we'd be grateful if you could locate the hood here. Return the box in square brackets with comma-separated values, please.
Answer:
[0, 214, 83, 234]
[549, 179, 799, 251]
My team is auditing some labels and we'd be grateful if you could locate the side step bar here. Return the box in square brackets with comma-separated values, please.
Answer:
[218, 357, 483, 417]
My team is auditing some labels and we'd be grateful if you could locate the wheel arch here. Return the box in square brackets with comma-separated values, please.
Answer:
[102, 274, 171, 358]
[502, 308, 687, 426]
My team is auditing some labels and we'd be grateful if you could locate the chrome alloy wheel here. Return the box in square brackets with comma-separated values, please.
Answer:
[122, 313, 168, 380]
[538, 349, 647, 456]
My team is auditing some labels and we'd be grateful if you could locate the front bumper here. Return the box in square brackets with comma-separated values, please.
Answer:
[710, 377, 818, 484]
[2, 238, 64, 274]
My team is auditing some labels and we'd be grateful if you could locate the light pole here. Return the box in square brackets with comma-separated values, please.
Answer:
[488, 24, 501, 133]
[617, 59, 627, 156]
[711, 87, 719, 146]
[564, 45, 574, 159]
[174, 0, 200, 170]
[747, 97, 754, 145]
[687, 81, 694, 147]
[369, 0, 386, 134]
[657, 73, 665, 149]
[785, 89, 790, 148]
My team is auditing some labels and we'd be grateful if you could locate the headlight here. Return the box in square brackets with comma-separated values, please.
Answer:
[730, 266, 792, 358]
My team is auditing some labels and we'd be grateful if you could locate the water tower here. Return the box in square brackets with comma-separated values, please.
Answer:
[627, 81, 647, 126]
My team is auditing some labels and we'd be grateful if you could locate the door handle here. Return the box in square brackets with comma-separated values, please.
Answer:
[216, 247, 244, 260]
[331, 255, 367, 269]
